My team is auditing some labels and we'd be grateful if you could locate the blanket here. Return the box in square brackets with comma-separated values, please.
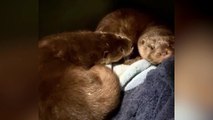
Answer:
[112, 56, 174, 120]
[107, 59, 156, 91]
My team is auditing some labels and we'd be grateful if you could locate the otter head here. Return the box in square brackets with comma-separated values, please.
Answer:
[138, 26, 174, 64]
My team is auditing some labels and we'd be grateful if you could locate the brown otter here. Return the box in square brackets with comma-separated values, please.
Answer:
[138, 25, 174, 64]
[39, 31, 132, 68]
[39, 64, 120, 120]
[96, 9, 153, 45]
[38, 31, 123, 120]
[96, 9, 174, 64]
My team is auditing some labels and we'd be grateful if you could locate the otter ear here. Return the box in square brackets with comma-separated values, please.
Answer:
[103, 51, 109, 59]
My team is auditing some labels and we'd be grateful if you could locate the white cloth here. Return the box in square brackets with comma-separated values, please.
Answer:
[124, 65, 156, 91]
[107, 59, 156, 91]
[119, 59, 151, 87]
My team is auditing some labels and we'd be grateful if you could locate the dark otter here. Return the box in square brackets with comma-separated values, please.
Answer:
[39, 64, 120, 120]
[38, 31, 123, 120]
[39, 31, 132, 68]
[96, 9, 174, 64]
[96, 8, 153, 62]
[96, 9, 153, 45]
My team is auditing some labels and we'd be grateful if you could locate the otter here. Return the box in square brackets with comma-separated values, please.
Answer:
[39, 64, 120, 120]
[96, 8, 153, 45]
[137, 25, 174, 64]
[96, 9, 174, 64]
[39, 31, 132, 68]
[38, 31, 123, 120]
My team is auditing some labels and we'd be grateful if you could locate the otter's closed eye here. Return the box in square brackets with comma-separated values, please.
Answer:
[103, 51, 109, 58]
[148, 45, 154, 50]
[162, 51, 168, 56]
[140, 40, 145, 45]
[119, 47, 125, 53]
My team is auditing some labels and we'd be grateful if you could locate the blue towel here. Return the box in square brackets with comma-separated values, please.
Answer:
[112, 56, 174, 120]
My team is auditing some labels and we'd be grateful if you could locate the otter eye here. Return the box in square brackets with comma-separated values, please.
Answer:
[140, 40, 145, 45]
[162, 51, 168, 56]
[119, 47, 124, 53]
[103, 51, 109, 58]
[149, 46, 154, 50]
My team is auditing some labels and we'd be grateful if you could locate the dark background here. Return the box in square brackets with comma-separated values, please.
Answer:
[39, 0, 174, 37]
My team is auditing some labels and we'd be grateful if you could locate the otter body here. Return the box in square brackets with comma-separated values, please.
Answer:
[39, 64, 120, 120]
[39, 31, 132, 68]
[97, 9, 174, 64]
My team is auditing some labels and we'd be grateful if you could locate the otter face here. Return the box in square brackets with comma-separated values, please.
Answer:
[39, 31, 133, 67]
[138, 42, 173, 64]
[138, 26, 174, 64]
[99, 32, 133, 64]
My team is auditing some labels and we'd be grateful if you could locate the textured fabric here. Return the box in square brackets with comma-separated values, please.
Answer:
[107, 59, 156, 91]
[110, 64, 130, 76]
[112, 57, 174, 120]
[119, 59, 151, 87]
[124, 65, 156, 91]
